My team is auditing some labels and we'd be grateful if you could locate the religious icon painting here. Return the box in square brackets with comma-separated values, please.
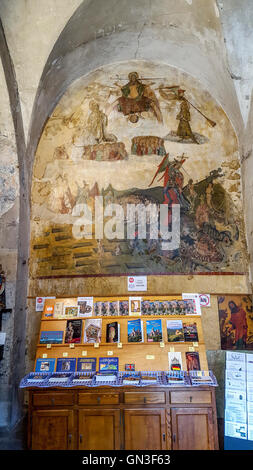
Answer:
[218, 295, 253, 350]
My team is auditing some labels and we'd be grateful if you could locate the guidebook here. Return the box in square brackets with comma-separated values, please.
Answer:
[106, 322, 120, 343]
[83, 319, 102, 343]
[77, 297, 93, 317]
[35, 358, 56, 373]
[56, 358, 77, 372]
[167, 320, 184, 342]
[39, 330, 63, 344]
[127, 318, 144, 342]
[42, 298, 55, 318]
[99, 357, 119, 373]
[185, 351, 201, 371]
[77, 357, 97, 372]
[54, 301, 64, 317]
[96, 357, 119, 382]
[146, 319, 163, 342]
[64, 319, 82, 344]
[183, 322, 199, 342]
[168, 351, 183, 371]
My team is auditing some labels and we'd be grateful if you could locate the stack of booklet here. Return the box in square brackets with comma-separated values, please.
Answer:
[95, 357, 119, 382]
[95, 372, 117, 383]
[122, 374, 140, 385]
[72, 373, 94, 383]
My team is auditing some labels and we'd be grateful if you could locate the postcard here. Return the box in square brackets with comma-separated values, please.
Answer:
[119, 300, 129, 316]
[129, 297, 142, 315]
[94, 301, 101, 316]
[63, 305, 79, 317]
[108, 301, 119, 316]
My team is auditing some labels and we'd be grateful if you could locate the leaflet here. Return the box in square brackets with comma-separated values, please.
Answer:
[225, 370, 246, 390]
[226, 351, 246, 364]
[182, 293, 201, 315]
[225, 389, 246, 404]
[247, 389, 253, 402]
[225, 421, 247, 440]
[248, 425, 253, 441]
[246, 354, 253, 372]
[225, 403, 247, 424]
[247, 413, 253, 426]
[226, 360, 245, 372]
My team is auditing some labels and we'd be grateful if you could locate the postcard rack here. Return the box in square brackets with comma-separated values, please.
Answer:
[20, 370, 218, 388]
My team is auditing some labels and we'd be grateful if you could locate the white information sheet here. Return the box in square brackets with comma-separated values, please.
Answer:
[225, 422, 247, 440]
[36, 296, 55, 312]
[127, 276, 147, 291]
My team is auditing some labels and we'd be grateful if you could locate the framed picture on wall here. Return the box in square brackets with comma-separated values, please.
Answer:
[218, 295, 253, 350]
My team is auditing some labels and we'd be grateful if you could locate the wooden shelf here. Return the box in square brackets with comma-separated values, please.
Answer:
[37, 341, 203, 348]
[41, 314, 201, 321]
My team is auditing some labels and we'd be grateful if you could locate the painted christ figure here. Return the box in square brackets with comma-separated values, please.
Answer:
[116, 72, 163, 123]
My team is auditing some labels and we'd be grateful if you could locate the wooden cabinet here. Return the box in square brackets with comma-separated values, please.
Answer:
[78, 409, 121, 450]
[124, 408, 167, 450]
[31, 409, 75, 450]
[28, 385, 218, 450]
[171, 407, 216, 450]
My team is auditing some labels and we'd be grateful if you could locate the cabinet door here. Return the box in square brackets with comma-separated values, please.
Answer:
[124, 409, 167, 450]
[171, 407, 215, 450]
[78, 409, 121, 450]
[31, 409, 75, 450]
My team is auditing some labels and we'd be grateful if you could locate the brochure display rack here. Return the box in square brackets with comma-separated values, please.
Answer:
[23, 294, 219, 450]
[32, 295, 209, 372]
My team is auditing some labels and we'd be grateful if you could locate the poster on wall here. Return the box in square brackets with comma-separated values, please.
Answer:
[218, 295, 253, 350]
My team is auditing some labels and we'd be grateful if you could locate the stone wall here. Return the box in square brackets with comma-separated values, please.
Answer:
[0, 0, 252, 433]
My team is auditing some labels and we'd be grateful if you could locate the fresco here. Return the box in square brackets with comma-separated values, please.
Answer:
[218, 295, 253, 350]
[30, 61, 248, 278]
